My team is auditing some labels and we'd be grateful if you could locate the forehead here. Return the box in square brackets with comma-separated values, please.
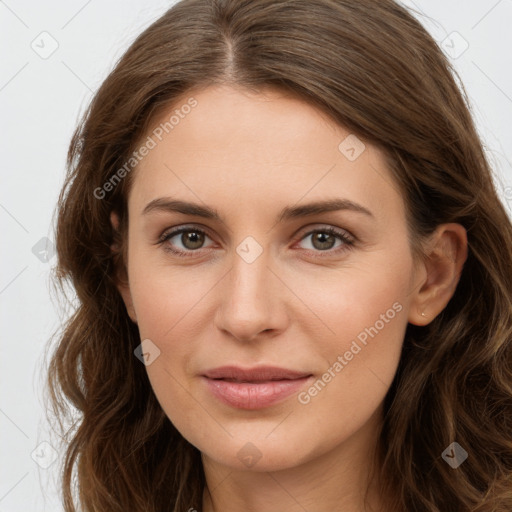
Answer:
[128, 84, 404, 224]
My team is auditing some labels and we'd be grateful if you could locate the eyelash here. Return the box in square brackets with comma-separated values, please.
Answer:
[157, 224, 355, 258]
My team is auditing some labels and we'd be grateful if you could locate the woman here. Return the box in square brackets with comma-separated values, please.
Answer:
[47, 0, 512, 510]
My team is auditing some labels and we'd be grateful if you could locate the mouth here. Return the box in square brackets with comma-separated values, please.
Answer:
[201, 366, 313, 409]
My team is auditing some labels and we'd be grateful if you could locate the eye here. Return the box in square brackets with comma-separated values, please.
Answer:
[295, 226, 355, 256]
[158, 226, 215, 257]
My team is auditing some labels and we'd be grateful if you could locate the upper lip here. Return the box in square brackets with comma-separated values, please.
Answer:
[202, 365, 312, 382]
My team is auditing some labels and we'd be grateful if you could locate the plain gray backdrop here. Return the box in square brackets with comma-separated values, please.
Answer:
[1, 0, 511, 510]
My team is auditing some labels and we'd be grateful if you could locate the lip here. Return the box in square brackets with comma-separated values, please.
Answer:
[201, 365, 313, 410]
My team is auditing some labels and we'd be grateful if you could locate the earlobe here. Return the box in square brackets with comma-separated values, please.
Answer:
[110, 211, 137, 324]
[408, 223, 467, 326]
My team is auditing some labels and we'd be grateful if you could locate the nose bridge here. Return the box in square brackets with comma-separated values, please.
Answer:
[231, 244, 269, 303]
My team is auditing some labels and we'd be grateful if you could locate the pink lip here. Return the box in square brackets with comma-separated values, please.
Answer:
[201, 366, 313, 410]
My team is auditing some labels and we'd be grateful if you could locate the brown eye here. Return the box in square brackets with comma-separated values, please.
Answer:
[180, 230, 205, 250]
[297, 226, 354, 255]
[310, 231, 337, 250]
[159, 227, 214, 256]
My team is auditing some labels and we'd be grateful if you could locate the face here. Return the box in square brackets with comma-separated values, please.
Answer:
[117, 84, 422, 473]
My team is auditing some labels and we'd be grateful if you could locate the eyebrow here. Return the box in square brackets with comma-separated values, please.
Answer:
[142, 197, 373, 222]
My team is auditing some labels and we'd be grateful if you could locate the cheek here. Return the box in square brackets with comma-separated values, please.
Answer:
[289, 245, 412, 408]
[127, 265, 211, 435]
[129, 263, 222, 344]
[127, 254, 227, 405]
[281, 239, 413, 356]
[286, 268, 409, 455]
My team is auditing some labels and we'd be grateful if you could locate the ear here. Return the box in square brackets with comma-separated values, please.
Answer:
[110, 211, 137, 324]
[408, 223, 467, 326]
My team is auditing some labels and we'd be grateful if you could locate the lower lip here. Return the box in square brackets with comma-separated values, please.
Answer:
[202, 376, 313, 410]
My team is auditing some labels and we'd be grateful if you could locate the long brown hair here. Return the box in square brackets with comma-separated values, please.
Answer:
[46, 0, 512, 510]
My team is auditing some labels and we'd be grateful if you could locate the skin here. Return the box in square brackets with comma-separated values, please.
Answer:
[112, 84, 467, 512]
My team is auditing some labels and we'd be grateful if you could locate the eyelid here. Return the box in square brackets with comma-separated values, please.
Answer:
[158, 223, 214, 243]
[293, 223, 355, 243]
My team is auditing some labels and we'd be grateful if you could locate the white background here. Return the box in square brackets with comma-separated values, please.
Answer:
[1, 1, 511, 510]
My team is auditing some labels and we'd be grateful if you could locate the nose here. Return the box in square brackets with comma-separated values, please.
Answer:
[214, 247, 288, 342]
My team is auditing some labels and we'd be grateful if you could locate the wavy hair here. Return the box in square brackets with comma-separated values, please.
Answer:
[46, 0, 512, 510]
